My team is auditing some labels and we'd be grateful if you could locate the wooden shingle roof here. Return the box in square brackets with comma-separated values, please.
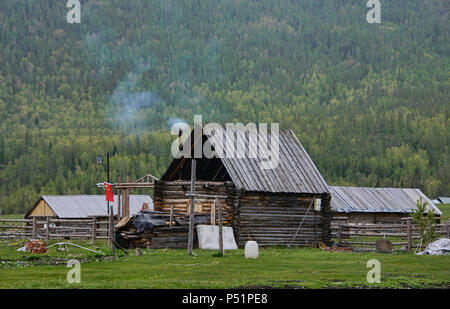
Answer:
[162, 126, 329, 194]
[206, 128, 329, 194]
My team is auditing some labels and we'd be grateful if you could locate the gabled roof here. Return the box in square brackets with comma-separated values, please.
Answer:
[26, 195, 153, 218]
[330, 186, 442, 215]
[162, 127, 329, 194]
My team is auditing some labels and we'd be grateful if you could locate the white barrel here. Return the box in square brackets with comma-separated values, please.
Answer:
[244, 241, 259, 259]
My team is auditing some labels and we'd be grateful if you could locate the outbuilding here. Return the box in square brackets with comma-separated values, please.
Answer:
[329, 186, 442, 224]
[25, 195, 153, 219]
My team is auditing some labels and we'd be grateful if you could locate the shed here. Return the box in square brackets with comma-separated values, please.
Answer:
[154, 126, 332, 247]
[25, 195, 153, 219]
[329, 186, 442, 224]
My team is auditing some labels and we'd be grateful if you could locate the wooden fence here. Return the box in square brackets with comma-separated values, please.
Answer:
[0, 217, 111, 244]
[2, 216, 449, 251]
[331, 217, 450, 252]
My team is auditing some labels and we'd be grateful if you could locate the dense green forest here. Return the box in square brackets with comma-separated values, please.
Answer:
[0, 0, 448, 214]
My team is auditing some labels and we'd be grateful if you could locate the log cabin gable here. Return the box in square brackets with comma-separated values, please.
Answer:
[163, 157, 232, 182]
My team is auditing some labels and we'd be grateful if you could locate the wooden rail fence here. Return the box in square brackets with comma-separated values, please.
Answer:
[0, 217, 111, 243]
[2, 216, 449, 251]
[331, 217, 450, 252]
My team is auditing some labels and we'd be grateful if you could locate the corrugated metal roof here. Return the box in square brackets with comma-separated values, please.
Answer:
[330, 186, 442, 215]
[438, 197, 450, 204]
[205, 127, 329, 194]
[38, 195, 153, 218]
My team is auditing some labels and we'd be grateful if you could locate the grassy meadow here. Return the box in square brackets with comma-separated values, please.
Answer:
[0, 208, 449, 289]
[438, 204, 450, 222]
[0, 239, 448, 289]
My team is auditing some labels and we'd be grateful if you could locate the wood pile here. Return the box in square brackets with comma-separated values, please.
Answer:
[115, 211, 206, 249]
[24, 240, 47, 254]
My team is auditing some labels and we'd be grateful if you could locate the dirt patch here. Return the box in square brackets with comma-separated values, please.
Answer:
[0, 256, 112, 268]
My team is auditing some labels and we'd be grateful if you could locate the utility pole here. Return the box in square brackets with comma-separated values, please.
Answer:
[110, 205, 116, 258]
[97, 152, 113, 248]
[107, 152, 110, 215]
[187, 159, 196, 255]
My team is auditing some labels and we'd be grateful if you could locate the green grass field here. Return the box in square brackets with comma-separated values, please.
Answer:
[0, 210, 449, 289]
[438, 204, 450, 222]
[0, 239, 448, 289]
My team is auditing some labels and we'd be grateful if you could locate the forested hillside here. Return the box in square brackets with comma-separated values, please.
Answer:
[0, 0, 448, 214]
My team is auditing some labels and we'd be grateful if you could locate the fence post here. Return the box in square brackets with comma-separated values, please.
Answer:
[217, 199, 224, 257]
[32, 217, 36, 239]
[45, 217, 49, 243]
[92, 217, 97, 244]
[406, 218, 412, 252]
[211, 200, 216, 226]
[446, 222, 450, 239]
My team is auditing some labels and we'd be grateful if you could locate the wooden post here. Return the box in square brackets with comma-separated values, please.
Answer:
[45, 217, 49, 243]
[170, 205, 174, 228]
[32, 217, 36, 239]
[124, 189, 130, 218]
[187, 159, 196, 255]
[92, 217, 97, 244]
[446, 222, 450, 239]
[110, 206, 116, 259]
[217, 199, 224, 256]
[211, 200, 216, 226]
[108, 211, 113, 246]
[314, 212, 317, 247]
[117, 188, 121, 219]
[406, 218, 412, 252]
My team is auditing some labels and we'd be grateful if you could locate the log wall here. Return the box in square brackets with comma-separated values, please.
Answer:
[331, 212, 411, 225]
[154, 180, 332, 248]
[236, 192, 331, 247]
[153, 180, 237, 226]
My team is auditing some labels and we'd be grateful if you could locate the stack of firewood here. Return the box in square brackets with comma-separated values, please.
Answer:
[25, 240, 47, 254]
[115, 211, 206, 249]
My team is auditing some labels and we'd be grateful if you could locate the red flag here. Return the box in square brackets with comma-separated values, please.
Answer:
[104, 182, 114, 202]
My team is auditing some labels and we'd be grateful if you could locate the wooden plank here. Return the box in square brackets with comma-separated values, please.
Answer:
[45, 217, 49, 243]
[92, 217, 97, 244]
[169, 205, 174, 228]
[0, 219, 32, 223]
[0, 225, 33, 229]
[32, 217, 36, 239]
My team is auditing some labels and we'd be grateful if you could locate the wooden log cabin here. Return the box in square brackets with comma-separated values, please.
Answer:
[329, 186, 442, 224]
[154, 126, 332, 247]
